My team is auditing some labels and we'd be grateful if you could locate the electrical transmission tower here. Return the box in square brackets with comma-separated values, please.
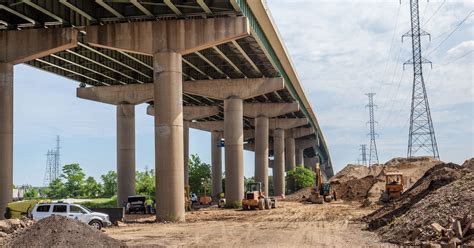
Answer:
[359, 144, 368, 166]
[402, 0, 439, 159]
[43, 136, 62, 186]
[366, 93, 379, 165]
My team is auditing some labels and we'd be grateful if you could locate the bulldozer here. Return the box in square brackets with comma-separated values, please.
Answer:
[381, 172, 404, 202]
[242, 182, 276, 210]
[309, 163, 336, 204]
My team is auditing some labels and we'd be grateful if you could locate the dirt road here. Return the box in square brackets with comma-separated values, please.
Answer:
[106, 201, 394, 247]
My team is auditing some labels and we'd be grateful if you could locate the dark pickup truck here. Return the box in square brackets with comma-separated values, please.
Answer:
[126, 195, 146, 214]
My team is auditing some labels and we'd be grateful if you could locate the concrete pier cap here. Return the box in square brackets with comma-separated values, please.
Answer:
[0, 27, 78, 219]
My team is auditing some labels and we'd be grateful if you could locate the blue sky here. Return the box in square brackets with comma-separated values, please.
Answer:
[12, 0, 473, 186]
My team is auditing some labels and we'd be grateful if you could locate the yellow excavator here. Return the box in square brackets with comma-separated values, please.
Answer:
[309, 163, 336, 204]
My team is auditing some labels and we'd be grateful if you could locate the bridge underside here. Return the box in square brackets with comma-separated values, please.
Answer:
[0, 0, 333, 221]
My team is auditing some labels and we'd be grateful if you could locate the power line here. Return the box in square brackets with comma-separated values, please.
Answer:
[426, 10, 473, 56]
[423, 0, 446, 25]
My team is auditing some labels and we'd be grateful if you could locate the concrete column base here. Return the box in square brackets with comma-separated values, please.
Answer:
[154, 52, 185, 222]
[116, 104, 136, 207]
[273, 128, 285, 196]
[224, 97, 243, 207]
[0, 63, 13, 220]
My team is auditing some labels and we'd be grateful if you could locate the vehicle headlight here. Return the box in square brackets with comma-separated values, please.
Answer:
[104, 216, 109, 221]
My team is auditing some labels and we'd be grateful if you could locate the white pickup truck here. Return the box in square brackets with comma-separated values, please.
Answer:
[31, 202, 112, 230]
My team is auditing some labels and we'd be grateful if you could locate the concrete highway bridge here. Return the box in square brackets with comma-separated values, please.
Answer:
[0, 0, 333, 221]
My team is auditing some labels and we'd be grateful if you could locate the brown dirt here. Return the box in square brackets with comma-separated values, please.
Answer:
[330, 157, 442, 203]
[2, 216, 126, 248]
[363, 163, 465, 229]
[463, 157, 474, 170]
[106, 201, 395, 247]
[282, 187, 312, 201]
[377, 172, 474, 245]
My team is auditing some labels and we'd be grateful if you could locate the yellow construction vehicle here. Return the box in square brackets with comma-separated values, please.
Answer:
[381, 172, 404, 202]
[242, 182, 276, 210]
[310, 163, 336, 204]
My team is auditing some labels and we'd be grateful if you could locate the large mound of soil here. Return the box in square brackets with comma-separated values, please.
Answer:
[330, 157, 441, 202]
[377, 171, 474, 244]
[463, 158, 474, 171]
[3, 216, 126, 248]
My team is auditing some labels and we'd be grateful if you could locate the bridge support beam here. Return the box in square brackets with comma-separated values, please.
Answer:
[243, 102, 299, 196]
[285, 137, 296, 171]
[147, 105, 219, 188]
[86, 17, 250, 220]
[211, 131, 223, 198]
[0, 27, 77, 219]
[273, 129, 285, 197]
[184, 78, 284, 207]
[296, 148, 304, 167]
[116, 104, 136, 207]
[77, 84, 156, 207]
[268, 118, 307, 196]
[0, 63, 13, 220]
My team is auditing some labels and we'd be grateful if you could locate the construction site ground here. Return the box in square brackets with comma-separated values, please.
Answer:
[105, 201, 394, 247]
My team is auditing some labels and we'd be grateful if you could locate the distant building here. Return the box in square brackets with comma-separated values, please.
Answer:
[13, 188, 25, 201]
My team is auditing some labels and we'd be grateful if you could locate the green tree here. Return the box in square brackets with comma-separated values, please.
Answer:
[286, 166, 315, 194]
[136, 169, 155, 198]
[101, 171, 117, 198]
[24, 188, 39, 199]
[83, 176, 102, 198]
[188, 154, 211, 196]
[46, 178, 67, 199]
[61, 163, 86, 197]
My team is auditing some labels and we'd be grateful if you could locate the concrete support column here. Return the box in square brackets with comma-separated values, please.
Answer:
[296, 148, 304, 167]
[285, 137, 296, 171]
[0, 63, 13, 219]
[224, 97, 243, 207]
[154, 52, 185, 222]
[273, 128, 285, 196]
[184, 121, 189, 186]
[211, 131, 222, 198]
[255, 116, 269, 196]
[116, 104, 136, 207]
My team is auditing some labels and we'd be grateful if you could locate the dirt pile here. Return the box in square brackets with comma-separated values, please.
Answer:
[463, 158, 474, 171]
[331, 175, 380, 202]
[0, 218, 34, 245]
[2, 216, 126, 248]
[330, 157, 441, 202]
[363, 163, 473, 245]
[284, 187, 312, 201]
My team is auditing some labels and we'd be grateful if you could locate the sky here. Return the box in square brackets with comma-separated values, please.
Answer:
[11, 0, 473, 186]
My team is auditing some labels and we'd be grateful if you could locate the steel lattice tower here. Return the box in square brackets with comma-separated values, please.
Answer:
[402, 0, 439, 159]
[359, 144, 368, 166]
[43, 136, 62, 186]
[366, 93, 379, 165]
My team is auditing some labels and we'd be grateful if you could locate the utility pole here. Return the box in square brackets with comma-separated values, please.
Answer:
[359, 144, 368, 166]
[402, 0, 440, 159]
[366, 93, 379, 165]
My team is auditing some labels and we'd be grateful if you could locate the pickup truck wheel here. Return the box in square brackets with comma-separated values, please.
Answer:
[89, 220, 103, 230]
